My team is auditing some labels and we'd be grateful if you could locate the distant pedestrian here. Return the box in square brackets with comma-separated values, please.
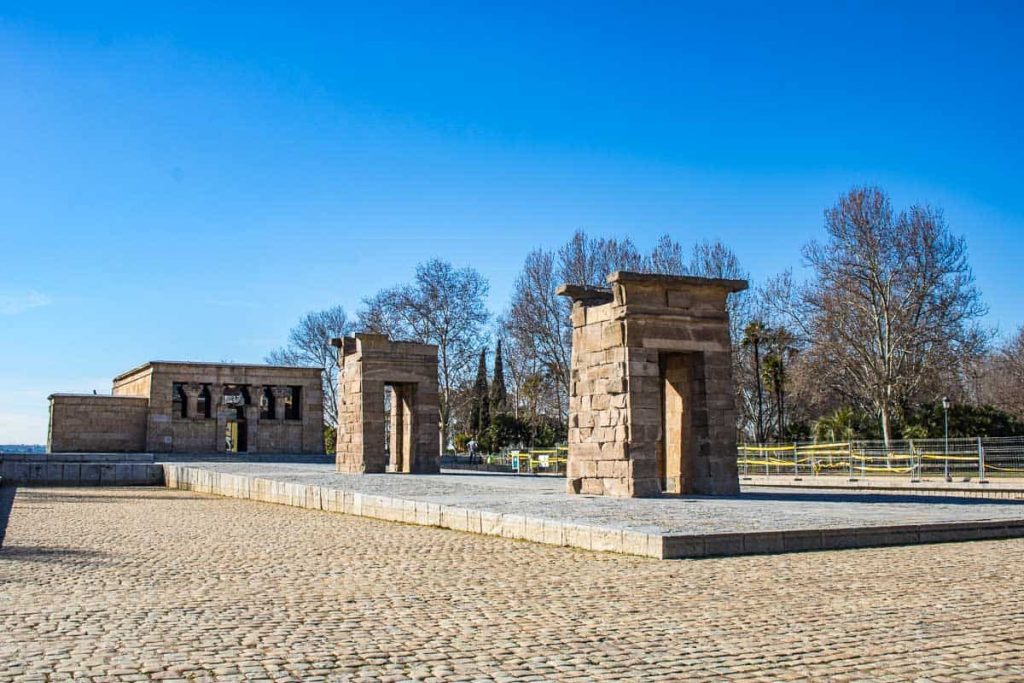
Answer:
[467, 439, 478, 464]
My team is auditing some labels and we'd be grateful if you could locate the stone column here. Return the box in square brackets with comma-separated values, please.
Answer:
[245, 386, 262, 453]
[359, 380, 387, 473]
[208, 384, 226, 452]
[249, 385, 265, 416]
[183, 384, 202, 420]
[388, 385, 404, 472]
[272, 386, 289, 421]
[335, 362, 363, 473]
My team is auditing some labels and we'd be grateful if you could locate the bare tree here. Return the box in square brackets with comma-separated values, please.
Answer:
[688, 238, 744, 279]
[557, 230, 647, 286]
[356, 288, 407, 339]
[1000, 327, 1024, 409]
[975, 326, 1024, 418]
[358, 258, 489, 451]
[504, 249, 573, 421]
[266, 306, 354, 427]
[781, 187, 987, 445]
[649, 234, 687, 275]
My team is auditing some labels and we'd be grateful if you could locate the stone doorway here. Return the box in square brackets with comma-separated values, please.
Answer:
[659, 352, 698, 494]
[385, 383, 417, 473]
[225, 411, 247, 453]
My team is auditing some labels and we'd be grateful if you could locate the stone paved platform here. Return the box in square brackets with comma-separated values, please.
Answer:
[163, 462, 1024, 559]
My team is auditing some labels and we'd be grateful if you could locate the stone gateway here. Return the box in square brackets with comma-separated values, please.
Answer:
[558, 272, 748, 497]
[332, 333, 441, 474]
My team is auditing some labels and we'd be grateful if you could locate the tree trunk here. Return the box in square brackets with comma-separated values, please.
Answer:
[880, 404, 891, 449]
[753, 341, 765, 443]
[440, 403, 450, 455]
[778, 387, 785, 441]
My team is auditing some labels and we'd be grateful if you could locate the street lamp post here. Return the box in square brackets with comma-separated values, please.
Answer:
[942, 396, 950, 481]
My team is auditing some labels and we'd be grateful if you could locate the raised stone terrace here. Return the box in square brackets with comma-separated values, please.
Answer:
[163, 462, 1024, 559]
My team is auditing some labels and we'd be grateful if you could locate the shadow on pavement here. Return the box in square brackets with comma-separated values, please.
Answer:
[438, 469, 563, 479]
[0, 544, 108, 566]
[9, 489, 186, 504]
[0, 486, 15, 547]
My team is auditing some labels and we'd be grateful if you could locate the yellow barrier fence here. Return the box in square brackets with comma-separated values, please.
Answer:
[739, 437, 1024, 479]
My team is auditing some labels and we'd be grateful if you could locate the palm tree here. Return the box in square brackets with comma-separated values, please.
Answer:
[762, 354, 784, 441]
[813, 407, 856, 443]
[764, 327, 797, 441]
[742, 320, 769, 442]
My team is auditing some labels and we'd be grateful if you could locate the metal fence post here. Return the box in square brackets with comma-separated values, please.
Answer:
[913, 440, 921, 483]
[978, 436, 987, 483]
[793, 443, 798, 479]
[848, 441, 855, 481]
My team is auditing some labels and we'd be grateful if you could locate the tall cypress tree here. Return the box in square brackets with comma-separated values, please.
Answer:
[471, 347, 490, 435]
[490, 340, 508, 416]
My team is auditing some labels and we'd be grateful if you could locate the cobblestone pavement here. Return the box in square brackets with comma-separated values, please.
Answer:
[2, 487, 1023, 682]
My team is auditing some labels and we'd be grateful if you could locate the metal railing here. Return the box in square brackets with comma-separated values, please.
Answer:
[442, 447, 568, 474]
[737, 436, 1024, 481]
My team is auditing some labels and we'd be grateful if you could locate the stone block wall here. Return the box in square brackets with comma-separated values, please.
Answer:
[255, 422, 305, 453]
[0, 453, 162, 485]
[47, 394, 149, 453]
[559, 272, 747, 498]
[116, 362, 324, 454]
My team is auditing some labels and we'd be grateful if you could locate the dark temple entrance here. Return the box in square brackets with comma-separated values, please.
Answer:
[226, 408, 248, 453]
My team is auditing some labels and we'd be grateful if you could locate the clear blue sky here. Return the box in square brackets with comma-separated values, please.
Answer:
[3, 1, 1023, 443]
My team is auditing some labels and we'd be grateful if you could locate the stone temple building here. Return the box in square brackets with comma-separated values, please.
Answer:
[558, 271, 747, 498]
[48, 361, 324, 454]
